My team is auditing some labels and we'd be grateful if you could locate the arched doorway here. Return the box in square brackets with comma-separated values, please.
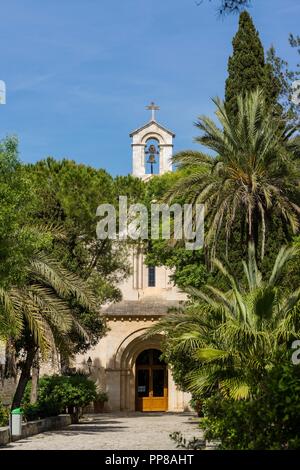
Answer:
[135, 348, 168, 412]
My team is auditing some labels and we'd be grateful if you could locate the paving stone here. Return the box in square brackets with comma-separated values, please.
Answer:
[3, 412, 202, 450]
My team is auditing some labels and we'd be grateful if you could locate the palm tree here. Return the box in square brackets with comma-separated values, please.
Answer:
[165, 89, 300, 259]
[0, 251, 97, 408]
[148, 243, 300, 400]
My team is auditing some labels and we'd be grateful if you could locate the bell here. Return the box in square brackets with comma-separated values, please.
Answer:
[145, 143, 159, 174]
[146, 154, 157, 164]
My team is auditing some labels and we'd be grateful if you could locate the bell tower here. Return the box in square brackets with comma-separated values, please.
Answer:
[130, 102, 175, 180]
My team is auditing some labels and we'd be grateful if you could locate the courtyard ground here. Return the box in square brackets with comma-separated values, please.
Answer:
[2, 412, 202, 450]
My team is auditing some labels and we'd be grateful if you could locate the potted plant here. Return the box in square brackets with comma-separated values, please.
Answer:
[93, 391, 108, 413]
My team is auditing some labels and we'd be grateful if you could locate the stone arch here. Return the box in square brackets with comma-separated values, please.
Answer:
[114, 327, 150, 369]
[141, 131, 166, 145]
[120, 333, 163, 370]
[116, 329, 164, 411]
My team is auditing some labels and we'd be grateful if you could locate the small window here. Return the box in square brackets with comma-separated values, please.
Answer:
[148, 266, 156, 287]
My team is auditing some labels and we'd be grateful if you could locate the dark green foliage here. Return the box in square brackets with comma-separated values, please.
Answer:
[47, 374, 97, 409]
[25, 158, 133, 355]
[201, 362, 300, 450]
[169, 431, 205, 450]
[281, 236, 300, 292]
[146, 242, 208, 289]
[0, 137, 44, 289]
[225, 11, 280, 118]
[267, 35, 300, 126]
[145, 180, 290, 292]
[144, 171, 183, 206]
[26, 158, 128, 283]
[143, 170, 209, 290]
[0, 401, 9, 426]
[68, 308, 106, 354]
[114, 174, 145, 206]
[161, 346, 199, 393]
[149, 242, 300, 408]
[22, 374, 97, 421]
[95, 390, 108, 402]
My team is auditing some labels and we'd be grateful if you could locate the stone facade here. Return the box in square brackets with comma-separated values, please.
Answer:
[75, 299, 190, 412]
[75, 112, 191, 412]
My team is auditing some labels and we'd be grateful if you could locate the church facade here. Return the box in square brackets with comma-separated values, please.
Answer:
[76, 105, 191, 412]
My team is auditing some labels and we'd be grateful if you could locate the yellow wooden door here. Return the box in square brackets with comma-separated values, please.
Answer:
[136, 350, 168, 412]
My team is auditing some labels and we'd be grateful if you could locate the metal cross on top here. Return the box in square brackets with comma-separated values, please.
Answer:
[146, 101, 160, 121]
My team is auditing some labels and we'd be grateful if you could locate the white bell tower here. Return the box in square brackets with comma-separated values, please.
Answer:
[130, 102, 175, 180]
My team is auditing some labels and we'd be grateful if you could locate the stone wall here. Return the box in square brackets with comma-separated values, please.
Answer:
[0, 414, 71, 446]
[0, 377, 17, 406]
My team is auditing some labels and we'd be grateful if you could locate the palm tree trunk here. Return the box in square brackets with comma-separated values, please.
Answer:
[240, 216, 246, 255]
[253, 209, 259, 258]
[30, 351, 39, 404]
[4, 337, 17, 379]
[11, 344, 37, 410]
[247, 211, 259, 261]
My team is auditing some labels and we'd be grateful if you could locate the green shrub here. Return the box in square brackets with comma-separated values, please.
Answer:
[170, 431, 205, 450]
[52, 373, 97, 410]
[0, 401, 9, 427]
[23, 376, 63, 420]
[201, 362, 300, 450]
[22, 403, 42, 421]
[95, 391, 108, 403]
[23, 373, 97, 421]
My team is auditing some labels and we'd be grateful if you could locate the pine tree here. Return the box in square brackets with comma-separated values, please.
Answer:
[225, 11, 280, 118]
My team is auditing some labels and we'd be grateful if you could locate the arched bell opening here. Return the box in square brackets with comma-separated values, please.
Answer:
[145, 138, 160, 175]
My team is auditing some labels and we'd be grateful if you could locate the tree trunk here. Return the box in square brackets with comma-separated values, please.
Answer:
[30, 351, 40, 404]
[11, 345, 37, 410]
[247, 212, 259, 262]
[4, 337, 17, 379]
[253, 209, 259, 260]
[60, 355, 70, 375]
[240, 216, 246, 255]
[67, 406, 80, 424]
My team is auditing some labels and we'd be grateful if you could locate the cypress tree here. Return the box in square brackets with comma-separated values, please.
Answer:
[225, 11, 280, 118]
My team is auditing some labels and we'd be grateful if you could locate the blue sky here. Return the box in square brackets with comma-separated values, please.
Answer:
[1, 0, 299, 175]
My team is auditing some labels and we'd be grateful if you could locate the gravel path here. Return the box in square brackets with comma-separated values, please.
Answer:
[3, 412, 202, 450]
